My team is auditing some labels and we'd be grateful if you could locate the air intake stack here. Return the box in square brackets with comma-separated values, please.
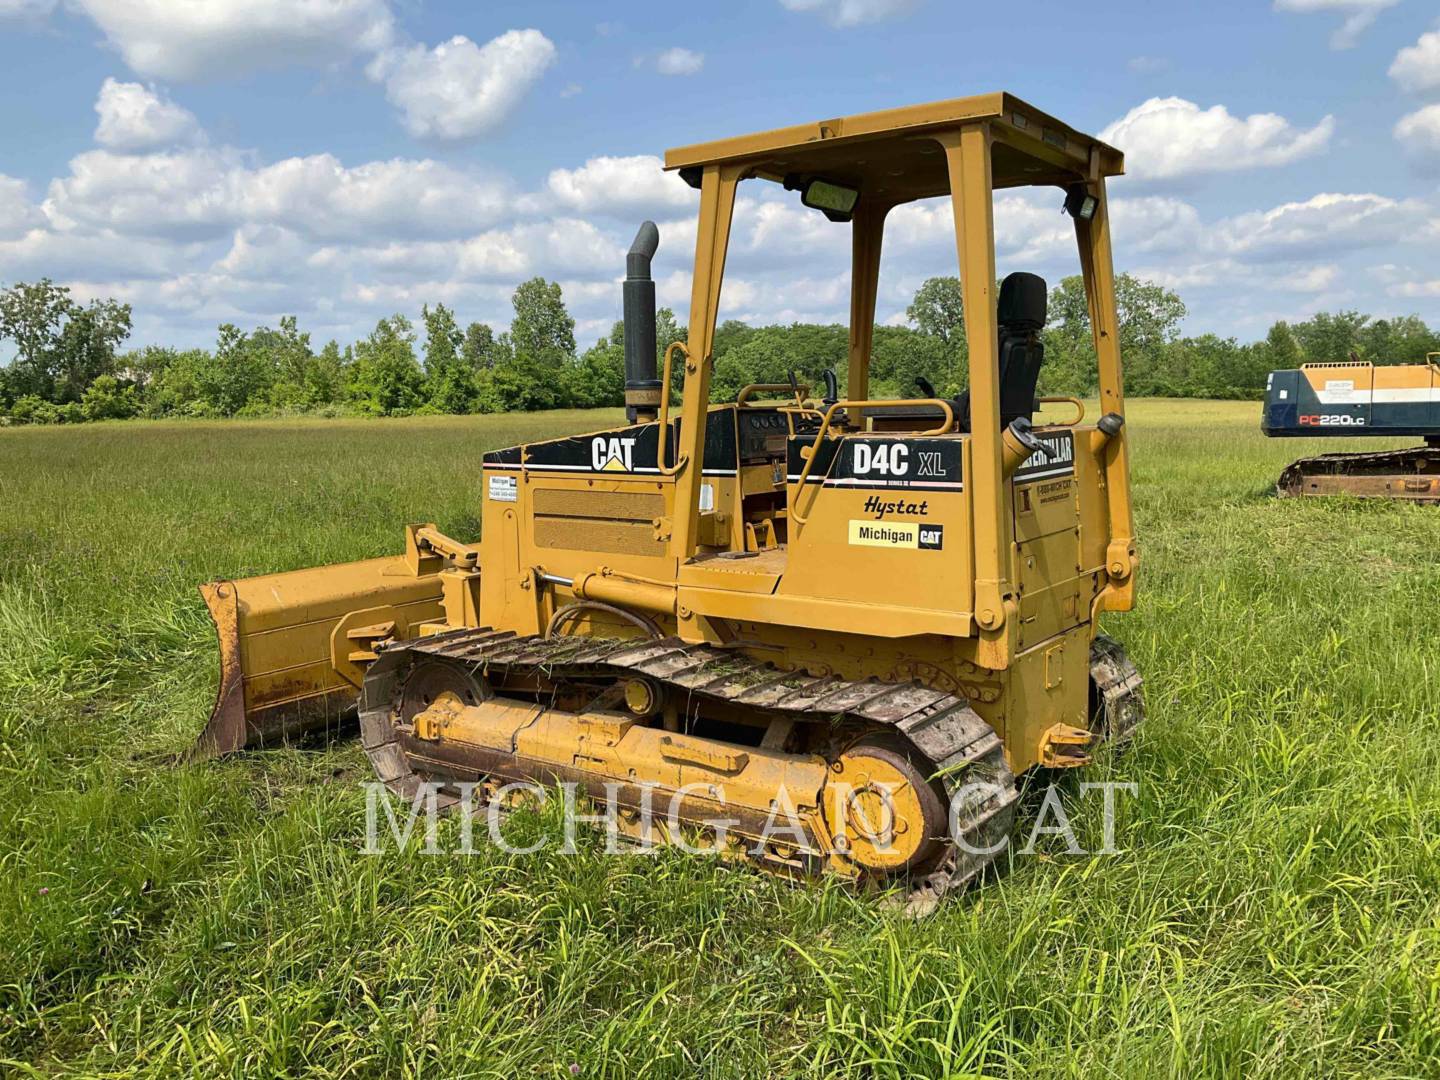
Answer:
[623, 221, 661, 422]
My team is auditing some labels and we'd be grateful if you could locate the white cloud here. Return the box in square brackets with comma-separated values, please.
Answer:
[0, 0, 55, 17]
[0, 175, 41, 239]
[1273, 0, 1397, 49]
[1210, 192, 1429, 260]
[1130, 258, 1349, 300]
[309, 218, 619, 285]
[214, 224, 314, 280]
[1395, 104, 1440, 163]
[1100, 97, 1334, 182]
[43, 147, 512, 241]
[69, 0, 395, 80]
[654, 47, 704, 76]
[1110, 196, 1204, 256]
[745, 196, 850, 257]
[1274, 263, 1341, 291]
[239, 155, 512, 240]
[883, 191, 1086, 268]
[778, 0, 917, 28]
[1390, 31, 1440, 96]
[367, 29, 556, 140]
[7, 64, 1438, 354]
[0, 226, 209, 281]
[43, 147, 240, 238]
[93, 78, 201, 152]
[1390, 279, 1440, 298]
[545, 155, 696, 216]
[456, 219, 617, 280]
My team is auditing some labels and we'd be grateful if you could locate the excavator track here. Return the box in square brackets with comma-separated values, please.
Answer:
[1277, 446, 1440, 501]
[360, 628, 1021, 912]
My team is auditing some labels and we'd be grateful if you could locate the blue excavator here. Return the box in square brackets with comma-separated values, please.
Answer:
[1262, 353, 1440, 500]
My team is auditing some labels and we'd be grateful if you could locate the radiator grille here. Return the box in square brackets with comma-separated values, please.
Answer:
[532, 488, 665, 556]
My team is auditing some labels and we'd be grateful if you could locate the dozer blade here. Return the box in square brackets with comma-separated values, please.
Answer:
[1277, 446, 1440, 502]
[194, 556, 446, 757]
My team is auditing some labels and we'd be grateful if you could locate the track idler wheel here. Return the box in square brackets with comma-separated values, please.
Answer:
[825, 741, 948, 875]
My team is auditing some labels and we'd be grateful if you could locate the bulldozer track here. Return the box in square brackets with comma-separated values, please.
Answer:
[359, 628, 1022, 911]
[1090, 633, 1144, 744]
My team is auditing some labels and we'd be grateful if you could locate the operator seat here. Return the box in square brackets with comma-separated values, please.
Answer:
[996, 271, 1047, 427]
[943, 271, 1048, 432]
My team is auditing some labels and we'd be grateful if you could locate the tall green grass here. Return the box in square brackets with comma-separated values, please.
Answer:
[1, 403, 1438, 1077]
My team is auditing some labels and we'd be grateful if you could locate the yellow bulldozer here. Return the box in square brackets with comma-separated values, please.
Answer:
[195, 92, 1144, 911]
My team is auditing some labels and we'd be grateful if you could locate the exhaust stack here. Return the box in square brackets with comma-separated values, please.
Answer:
[624, 220, 661, 422]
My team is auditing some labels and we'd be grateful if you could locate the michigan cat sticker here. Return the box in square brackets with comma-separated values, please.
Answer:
[848, 521, 943, 550]
[487, 474, 517, 502]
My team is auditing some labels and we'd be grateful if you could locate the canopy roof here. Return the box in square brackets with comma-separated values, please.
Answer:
[664, 92, 1123, 205]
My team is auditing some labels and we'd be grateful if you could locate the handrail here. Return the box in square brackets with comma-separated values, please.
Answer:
[790, 397, 954, 526]
[1037, 396, 1086, 426]
[656, 341, 688, 477]
[737, 381, 810, 407]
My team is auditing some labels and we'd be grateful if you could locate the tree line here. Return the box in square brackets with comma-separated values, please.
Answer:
[1, 274, 1436, 424]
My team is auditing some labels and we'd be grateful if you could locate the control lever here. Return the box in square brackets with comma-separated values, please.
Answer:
[914, 376, 937, 398]
[821, 369, 839, 406]
[786, 369, 807, 410]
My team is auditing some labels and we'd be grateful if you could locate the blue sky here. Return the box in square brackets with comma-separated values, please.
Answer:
[0, 0, 1436, 351]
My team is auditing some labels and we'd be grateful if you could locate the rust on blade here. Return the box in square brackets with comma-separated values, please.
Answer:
[187, 554, 449, 759]
[192, 580, 249, 758]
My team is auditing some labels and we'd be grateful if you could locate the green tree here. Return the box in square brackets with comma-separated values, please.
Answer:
[1290, 311, 1369, 363]
[142, 348, 212, 417]
[710, 324, 847, 403]
[120, 345, 179, 396]
[422, 302, 475, 413]
[712, 319, 754, 361]
[1357, 315, 1439, 365]
[255, 316, 313, 410]
[0, 278, 73, 399]
[7, 394, 49, 423]
[903, 277, 971, 395]
[81, 373, 140, 420]
[193, 325, 274, 415]
[1038, 276, 1095, 395]
[509, 278, 575, 368]
[348, 315, 425, 416]
[567, 322, 627, 410]
[53, 297, 132, 402]
[0, 280, 131, 403]
[654, 307, 685, 359]
[462, 321, 498, 370]
[906, 277, 966, 350]
[1260, 321, 1301, 371]
[1115, 275, 1187, 359]
[870, 326, 956, 397]
[475, 356, 560, 412]
[471, 280, 577, 412]
[1040, 273, 1186, 396]
[307, 341, 348, 407]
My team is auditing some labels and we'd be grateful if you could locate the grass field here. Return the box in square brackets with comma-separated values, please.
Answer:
[2, 401, 1438, 1078]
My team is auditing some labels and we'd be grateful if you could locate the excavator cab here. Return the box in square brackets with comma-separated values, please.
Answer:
[195, 93, 1143, 911]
